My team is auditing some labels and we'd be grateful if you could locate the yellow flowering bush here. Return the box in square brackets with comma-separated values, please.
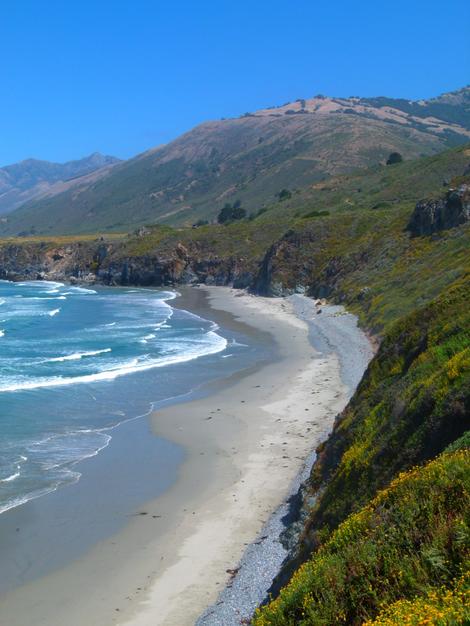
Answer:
[252, 449, 469, 626]
[363, 573, 470, 625]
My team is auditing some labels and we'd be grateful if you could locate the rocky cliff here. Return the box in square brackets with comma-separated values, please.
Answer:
[0, 236, 256, 289]
[407, 183, 470, 236]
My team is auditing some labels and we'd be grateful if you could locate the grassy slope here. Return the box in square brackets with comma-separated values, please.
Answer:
[261, 142, 470, 222]
[307, 273, 470, 531]
[1, 106, 464, 236]
[360, 86, 470, 129]
[252, 145, 470, 331]
[91, 144, 470, 328]
[253, 446, 469, 626]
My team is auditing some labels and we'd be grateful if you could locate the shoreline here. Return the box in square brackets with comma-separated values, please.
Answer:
[123, 286, 372, 626]
[0, 286, 372, 626]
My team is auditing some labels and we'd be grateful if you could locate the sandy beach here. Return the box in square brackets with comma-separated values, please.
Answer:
[0, 286, 372, 626]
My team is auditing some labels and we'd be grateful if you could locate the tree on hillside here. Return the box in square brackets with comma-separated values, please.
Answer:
[277, 188, 292, 201]
[386, 152, 403, 165]
[217, 203, 246, 224]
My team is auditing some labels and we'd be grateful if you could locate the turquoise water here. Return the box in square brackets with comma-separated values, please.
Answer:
[0, 281, 251, 515]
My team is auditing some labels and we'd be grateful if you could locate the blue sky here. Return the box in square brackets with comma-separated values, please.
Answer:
[0, 0, 468, 166]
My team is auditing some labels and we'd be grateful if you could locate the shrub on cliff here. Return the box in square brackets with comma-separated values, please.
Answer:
[277, 189, 292, 201]
[386, 152, 403, 165]
[253, 448, 470, 626]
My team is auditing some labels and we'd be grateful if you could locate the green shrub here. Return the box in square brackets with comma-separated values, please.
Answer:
[386, 152, 403, 165]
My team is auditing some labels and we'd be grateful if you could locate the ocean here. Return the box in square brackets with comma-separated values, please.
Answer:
[0, 280, 260, 518]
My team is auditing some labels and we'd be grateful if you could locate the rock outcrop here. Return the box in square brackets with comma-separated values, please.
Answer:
[407, 184, 470, 236]
[0, 238, 256, 289]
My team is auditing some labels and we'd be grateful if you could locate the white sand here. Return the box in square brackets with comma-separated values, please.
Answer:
[123, 287, 351, 626]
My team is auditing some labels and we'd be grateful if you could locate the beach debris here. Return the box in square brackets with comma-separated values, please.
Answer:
[226, 566, 240, 579]
[254, 535, 268, 545]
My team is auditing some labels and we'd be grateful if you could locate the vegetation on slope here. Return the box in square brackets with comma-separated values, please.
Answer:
[259, 142, 470, 224]
[306, 273, 470, 534]
[253, 447, 469, 625]
[2, 89, 469, 235]
[364, 572, 469, 626]
[360, 86, 470, 129]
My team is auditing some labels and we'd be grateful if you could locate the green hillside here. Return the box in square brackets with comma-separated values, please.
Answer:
[1, 88, 469, 236]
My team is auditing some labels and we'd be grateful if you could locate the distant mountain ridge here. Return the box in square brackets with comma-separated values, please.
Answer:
[1, 86, 469, 236]
[255, 85, 470, 132]
[0, 152, 120, 216]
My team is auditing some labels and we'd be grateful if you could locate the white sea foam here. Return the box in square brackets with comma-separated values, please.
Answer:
[31, 430, 112, 470]
[70, 286, 97, 294]
[18, 281, 64, 289]
[160, 291, 178, 301]
[0, 330, 4, 338]
[40, 348, 112, 363]
[0, 482, 77, 516]
[0, 469, 20, 483]
[0, 331, 227, 392]
[231, 339, 249, 348]
[140, 333, 156, 344]
[48, 308, 61, 317]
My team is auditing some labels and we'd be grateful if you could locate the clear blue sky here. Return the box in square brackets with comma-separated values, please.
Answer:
[1, 0, 468, 166]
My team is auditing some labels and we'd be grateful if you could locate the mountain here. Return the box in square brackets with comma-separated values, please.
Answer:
[1, 87, 469, 236]
[0, 152, 120, 216]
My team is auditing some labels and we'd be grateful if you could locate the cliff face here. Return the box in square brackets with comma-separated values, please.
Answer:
[0, 238, 256, 289]
[407, 183, 470, 236]
[256, 269, 470, 626]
